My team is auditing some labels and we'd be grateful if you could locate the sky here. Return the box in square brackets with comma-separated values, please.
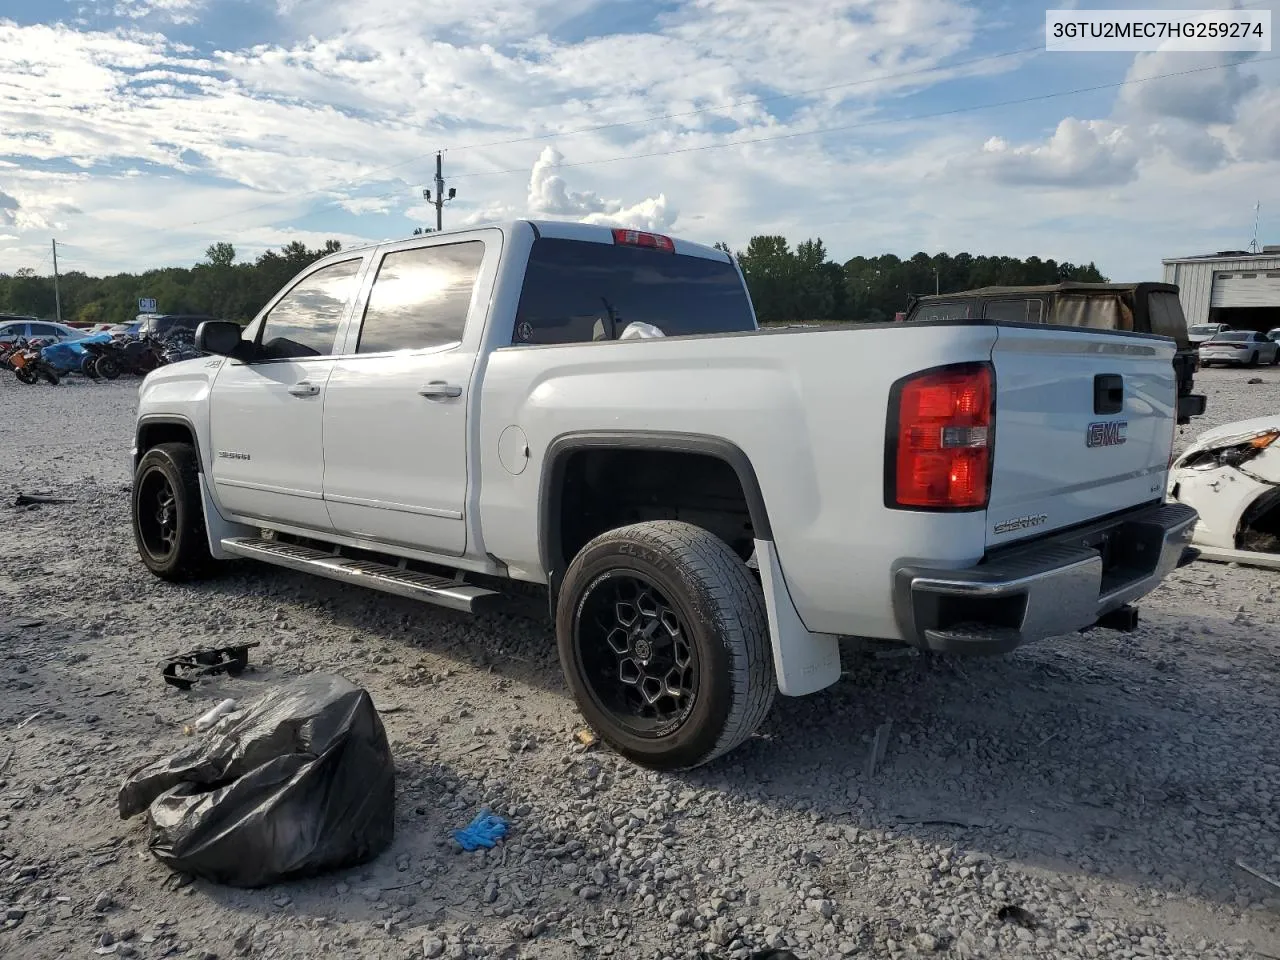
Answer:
[0, 0, 1278, 281]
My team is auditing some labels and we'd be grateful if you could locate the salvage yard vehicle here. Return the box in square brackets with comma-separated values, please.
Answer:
[904, 282, 1207, 424]
[1168, 416, 1280, 571]
[1189, 322, 1231, 345]
[131, 221, 1198, 769]
[1198, 330, 1280, 367]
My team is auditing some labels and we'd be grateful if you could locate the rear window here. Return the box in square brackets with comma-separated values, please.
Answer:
[511, 238, 754, 345]
[1190, 325, 1220, 336]
[1212, 331, 1251, 341]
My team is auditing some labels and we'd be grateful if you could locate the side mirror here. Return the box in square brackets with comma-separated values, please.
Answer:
[195, 320, 245, 357]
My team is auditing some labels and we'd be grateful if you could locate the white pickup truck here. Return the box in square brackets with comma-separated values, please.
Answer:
[132, 220, 1197, 769]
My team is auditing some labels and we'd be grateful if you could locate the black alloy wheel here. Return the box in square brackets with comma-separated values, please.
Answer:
[136, 467, 179, 564]
[575, 572, 699, 737]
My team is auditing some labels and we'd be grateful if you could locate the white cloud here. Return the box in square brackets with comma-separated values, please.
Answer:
[525, 147, 676, 231]
[0, 190, 17, 225]
[1117, 49, 1258, 126]
[965, 118, 1139, 187]
[114, 0, 202, 22]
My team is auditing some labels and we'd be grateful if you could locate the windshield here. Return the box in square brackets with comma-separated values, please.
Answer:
[512, 238, 754, 345]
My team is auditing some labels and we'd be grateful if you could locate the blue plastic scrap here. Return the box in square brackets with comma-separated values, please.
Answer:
[453, 809, 509, 851]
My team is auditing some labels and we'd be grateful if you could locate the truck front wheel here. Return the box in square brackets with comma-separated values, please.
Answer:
[132, 442, 215, 582]
[556, 521, 775, 770]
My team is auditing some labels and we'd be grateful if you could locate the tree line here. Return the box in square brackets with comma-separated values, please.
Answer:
[722, 236, 1107, 324]
[0, 235, 1107, 326]
[0, 240, 343, 326]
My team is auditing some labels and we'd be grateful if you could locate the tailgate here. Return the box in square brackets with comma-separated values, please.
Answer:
[986, 325, 1175, 547]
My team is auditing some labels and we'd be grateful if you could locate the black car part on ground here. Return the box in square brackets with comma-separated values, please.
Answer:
[161, 642, 260, 690]
[118, 673, 395, 888]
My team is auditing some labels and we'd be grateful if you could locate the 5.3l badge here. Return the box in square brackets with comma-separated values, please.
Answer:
[1086, 420, 1127, 448]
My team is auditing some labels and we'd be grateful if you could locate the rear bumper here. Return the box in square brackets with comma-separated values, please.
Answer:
[893, 502, 1197, 655]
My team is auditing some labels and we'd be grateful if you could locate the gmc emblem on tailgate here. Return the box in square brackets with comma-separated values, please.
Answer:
[1086, 420, 1128, 448]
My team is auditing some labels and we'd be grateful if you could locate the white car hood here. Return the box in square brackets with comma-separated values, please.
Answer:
[1180, 414, 1280, 458]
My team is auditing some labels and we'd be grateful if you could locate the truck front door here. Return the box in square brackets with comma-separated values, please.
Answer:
[208, 257, 364, 533]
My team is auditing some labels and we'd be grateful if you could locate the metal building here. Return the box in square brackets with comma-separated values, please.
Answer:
[1162, 246, 1280, 334]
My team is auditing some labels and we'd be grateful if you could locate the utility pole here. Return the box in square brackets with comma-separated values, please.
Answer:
[51, 239, 62, 324]
[1249, 201, 1261, 254]
[934, 267, 940, 296]
[422, 151, 456, 232]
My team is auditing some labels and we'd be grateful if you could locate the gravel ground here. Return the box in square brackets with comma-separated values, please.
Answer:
[1, 365, 1278, 960]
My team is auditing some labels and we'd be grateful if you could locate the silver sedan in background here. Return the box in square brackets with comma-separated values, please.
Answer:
[1199, 330, 1280, 367]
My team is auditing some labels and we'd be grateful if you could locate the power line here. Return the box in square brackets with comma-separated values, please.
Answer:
[445, 54, 1280, 181]
[179, 43, 1046, 229]
[179, 0, 1278, 228]
[245, 49, 1276, 229]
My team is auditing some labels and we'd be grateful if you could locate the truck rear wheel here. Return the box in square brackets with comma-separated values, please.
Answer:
[556, 521, 774, 770]
[132, 442, 215, 582]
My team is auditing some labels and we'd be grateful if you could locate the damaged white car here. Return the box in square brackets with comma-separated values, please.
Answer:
[1168, 416, 1280, 570]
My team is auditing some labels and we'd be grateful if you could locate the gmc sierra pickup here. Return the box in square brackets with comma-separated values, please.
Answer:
[131, 220, 1197, 769]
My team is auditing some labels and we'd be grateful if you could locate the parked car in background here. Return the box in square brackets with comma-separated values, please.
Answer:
[1267, 328, 1280, 343]
[1189, 322, 1231, 345]
[1169, 415, 1280, 570]
[1199, 330, 1280, 367]
[0, 319, 88, 344]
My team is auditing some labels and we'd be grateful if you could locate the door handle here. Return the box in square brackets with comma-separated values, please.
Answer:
[419, 381, 463, 400]
[288, 381, 321, 397]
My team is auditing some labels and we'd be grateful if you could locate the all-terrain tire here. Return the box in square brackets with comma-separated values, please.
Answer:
[132, 442, 215, 582]
[556, 520, 775, 770]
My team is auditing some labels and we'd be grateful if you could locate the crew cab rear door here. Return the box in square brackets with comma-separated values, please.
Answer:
[985, 325, 1175, 548]
[320, 230, 502, 557]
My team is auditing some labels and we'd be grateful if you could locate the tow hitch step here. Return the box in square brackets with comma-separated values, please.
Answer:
[219, 537, 500, 614]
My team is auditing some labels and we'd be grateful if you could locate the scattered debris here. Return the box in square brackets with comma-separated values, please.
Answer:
[454, 809, 509, 851]
[192, 698, 238, 733]
[573, 728, 598, 748]
[1247, 377, 1264, 385]
[1235, 858, 1280, 893]
[864, 720, 893, 778]
[997, 904, 1039, 929]
[161, 642, 260, 691]
[119, 674, 394, 887]
[16, 711, 45, 730]
[13, 493, 76, 506]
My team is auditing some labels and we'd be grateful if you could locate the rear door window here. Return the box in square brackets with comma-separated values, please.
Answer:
[982, 299, 1044, 323]
[356, 241, 484, 354]
[258, 259, 362, 359]
[911, 301, 971, 322]
[512, 238, 754, 345]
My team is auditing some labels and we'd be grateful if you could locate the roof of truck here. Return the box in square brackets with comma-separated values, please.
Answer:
[913, 281, 1179, 301]
[316, 220, 731, 265]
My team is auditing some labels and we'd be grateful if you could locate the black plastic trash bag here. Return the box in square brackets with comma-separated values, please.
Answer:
[119, 673, 395, 888]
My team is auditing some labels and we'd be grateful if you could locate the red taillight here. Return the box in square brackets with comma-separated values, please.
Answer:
[889, 363, 993, 510]
[612, 228, 675, 252]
